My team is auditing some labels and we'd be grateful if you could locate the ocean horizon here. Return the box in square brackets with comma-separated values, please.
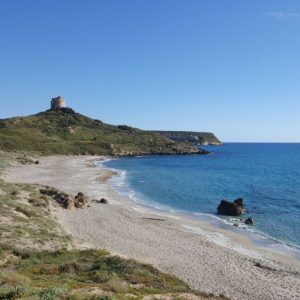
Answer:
[103, 143, 300, 252]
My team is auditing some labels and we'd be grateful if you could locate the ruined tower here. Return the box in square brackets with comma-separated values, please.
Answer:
[51, 96, 66, 110]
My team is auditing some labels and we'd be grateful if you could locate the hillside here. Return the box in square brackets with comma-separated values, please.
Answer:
[152, 131, 222, 146]
[0, 108, 208, 156]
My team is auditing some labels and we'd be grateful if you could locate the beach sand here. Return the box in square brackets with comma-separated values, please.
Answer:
[3, 155, 300, 300]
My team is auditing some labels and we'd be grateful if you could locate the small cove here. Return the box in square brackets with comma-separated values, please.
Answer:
[103, 143, 300, 257]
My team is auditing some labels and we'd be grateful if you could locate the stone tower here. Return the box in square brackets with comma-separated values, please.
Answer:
[51, 96, 66, 110]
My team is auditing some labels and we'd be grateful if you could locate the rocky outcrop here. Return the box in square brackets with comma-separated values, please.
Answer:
[59, 192, 89, 209]
[62, 196, 75, 209]
[217, 198, 244, 216]
[39, 189, 89, 209]
[74, 192, 89, 208]
[0, 106, 211, 156]
[115, 147, 209, 157]
[233, 198, 243, 208]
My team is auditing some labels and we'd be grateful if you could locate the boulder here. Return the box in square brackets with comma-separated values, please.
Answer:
[234, 198, 244, 208]
[44, 189, 89, 209]
[74, 192, 89, 208]
[63, 196, 75, 210]
[55, 194, 75, 210]
[92, 198, 109, 204]
[99, 198, 108, 204]
[217, 198, 244, 216]
[244, 218, 254, 225]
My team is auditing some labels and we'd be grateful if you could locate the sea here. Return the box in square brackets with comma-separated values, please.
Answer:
[103, 143, 300, 256]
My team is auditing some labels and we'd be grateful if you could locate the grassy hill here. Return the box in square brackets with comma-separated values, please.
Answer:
[0, 108, 208, 156]
[151, 131, 222, 146]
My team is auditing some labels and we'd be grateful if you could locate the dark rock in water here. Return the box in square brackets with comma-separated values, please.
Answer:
[234, 198, 244, 208]
[244, 217, 254, 225]
[217, 198, 244, 216]
[34, 160, 40, 164]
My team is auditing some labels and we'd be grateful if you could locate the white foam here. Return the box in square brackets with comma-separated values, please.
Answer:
[96, 158, 113, 166]
[182, 225, 263, 260]
[131, 207, 146, 213]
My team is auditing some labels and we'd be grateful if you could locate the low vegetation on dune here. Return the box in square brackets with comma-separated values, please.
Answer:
[0, 249, 196, 300]
[0, 152, 225, 300]
[0, 109, 206, 156]
[0, 152, 73, 257]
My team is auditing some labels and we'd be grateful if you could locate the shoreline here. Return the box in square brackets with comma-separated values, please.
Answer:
[3, 155, 300, 300]
[101, 157, 300, 261]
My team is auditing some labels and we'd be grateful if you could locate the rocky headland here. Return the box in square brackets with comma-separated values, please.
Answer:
[0, 107, 211, 156]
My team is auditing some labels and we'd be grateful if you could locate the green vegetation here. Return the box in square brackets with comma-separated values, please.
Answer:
[152, 131, 221, 146]
[0, 153, 224, 300]
[0, 109, 206, 156]
[0, 153, 72, 255]
[0, 249, 193, 299]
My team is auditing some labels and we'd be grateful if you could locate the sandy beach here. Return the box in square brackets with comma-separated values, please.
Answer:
[3, 155, 300, 300]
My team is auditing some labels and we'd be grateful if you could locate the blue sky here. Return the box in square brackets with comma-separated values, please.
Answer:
[0, 0, 299, 142]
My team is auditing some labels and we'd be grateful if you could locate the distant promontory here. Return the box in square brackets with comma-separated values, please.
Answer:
[152, 131, 222, 146]
[0, 97, 221, 156]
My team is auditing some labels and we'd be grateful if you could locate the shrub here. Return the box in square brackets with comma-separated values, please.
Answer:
[0, 271, 30, 286]
[107, 276, 128, 293]
[92, 296, 113, 300]
[10, 190, 19, 196]
[15, 205, 38, 218]
[0, 285, 25, 299]
[91, 270, 113, 283]
[39, 286, 67, 300]
[12, 247, 34, 259]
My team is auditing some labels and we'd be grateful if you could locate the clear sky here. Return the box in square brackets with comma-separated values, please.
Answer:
[0, 0, 299, 142]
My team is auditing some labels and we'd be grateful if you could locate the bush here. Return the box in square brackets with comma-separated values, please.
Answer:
[12, 247, 34, 259]
[0, 271, 30, 286]
[107, 276, 128, 293]
[15, 205, 38, 218]
[39, 286, 67, 300]
[0, 285, 25, 299]
[92, 295, 113, 300]
[91, 270, 113, 283]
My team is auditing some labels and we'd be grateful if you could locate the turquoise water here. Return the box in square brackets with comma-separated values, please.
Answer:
[104, 143, 300, 248]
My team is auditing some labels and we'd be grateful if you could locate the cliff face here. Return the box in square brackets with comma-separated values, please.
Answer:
[0, 109, 208, 156]
[151, 131, 222, 146]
